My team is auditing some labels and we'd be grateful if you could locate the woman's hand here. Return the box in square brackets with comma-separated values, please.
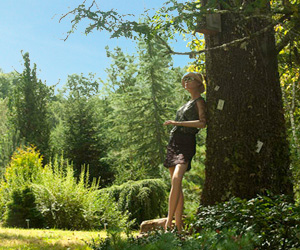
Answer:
[163, 120, 177, 126]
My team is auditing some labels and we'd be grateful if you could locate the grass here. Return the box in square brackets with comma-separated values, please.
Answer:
[0, 226, 107, 250]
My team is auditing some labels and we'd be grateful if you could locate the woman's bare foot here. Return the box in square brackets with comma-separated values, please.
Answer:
[164, 218, 172, 231]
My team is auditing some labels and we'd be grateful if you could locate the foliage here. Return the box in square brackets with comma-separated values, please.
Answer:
[182, 132, 206, 218]
[0, 69, 17, 99]
[3, 186, 44, 228]
[31, 155, 130, 230]
[62, 0, 298, 205]
[87, 228, 258, 250]
[0, 146, 131, 231]
[0, 146, 43, 222]
[61, 73, 112, 186]
[0, 71, 20, 173]
[103, 38, 184, 183]
[48, 90, 66, 158]
[62, 0, 300, 57]
[277, 27, 300, 202]
[193, 193, 300, 249]
[0, 98, 18, 174]
[99, 179, 168, 226]
[0, 146, 43, 195]
[9, 52, 52, 163]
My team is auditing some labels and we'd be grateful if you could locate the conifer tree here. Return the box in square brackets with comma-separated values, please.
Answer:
[105, 38, 181, 182]
[11, 52, 51, 163]
[62, 73, 112, 186]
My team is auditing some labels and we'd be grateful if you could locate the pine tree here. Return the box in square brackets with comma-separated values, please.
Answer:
[11, 52, 51, 163]
[105, 38, 181, 183]
[62, 73, 112, 186]
[136, 38, 178, 168]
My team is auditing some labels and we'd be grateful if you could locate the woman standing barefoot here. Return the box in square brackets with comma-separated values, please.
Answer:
[163, 72, 206, 233]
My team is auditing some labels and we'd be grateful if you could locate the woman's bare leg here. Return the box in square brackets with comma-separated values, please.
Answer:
[167, 167, 184, 231]
[174, 188, 184, 231]
[165, 163, 188, 232]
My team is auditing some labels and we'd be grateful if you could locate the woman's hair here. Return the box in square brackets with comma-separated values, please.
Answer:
[181, 72, 206, 93]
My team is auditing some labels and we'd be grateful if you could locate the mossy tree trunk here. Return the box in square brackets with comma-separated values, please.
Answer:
[201, 3, 293, 205]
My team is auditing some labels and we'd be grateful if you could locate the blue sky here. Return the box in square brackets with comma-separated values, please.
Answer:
[0, 0, 194, 90]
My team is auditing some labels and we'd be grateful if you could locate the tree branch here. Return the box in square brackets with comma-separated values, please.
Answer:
[158, 20, 278, 57]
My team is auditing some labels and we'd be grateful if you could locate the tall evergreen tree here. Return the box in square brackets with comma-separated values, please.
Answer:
[11, 52, 51, 163]
[62, 73, 112, 186]
[136, 38, 178, 167]
[105, 38, 182, 183]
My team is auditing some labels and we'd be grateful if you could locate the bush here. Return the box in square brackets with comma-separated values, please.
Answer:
[193, 193, 300, 249]
[0, 146, 132, 230]
[32, 156, 131, 230]
[0, 146, 43, 222]
[0, 146, 43, 191]
[99, 179, 168, 226]
[3, 186, 44, 228]
[87, 228, 258, 250]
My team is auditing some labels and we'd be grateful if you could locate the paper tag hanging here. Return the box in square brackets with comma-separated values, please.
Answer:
[217, 99, 225, 110]
[256, 140, 263, 153]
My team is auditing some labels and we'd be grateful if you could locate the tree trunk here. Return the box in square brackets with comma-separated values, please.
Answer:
[201, 6, 293, 205]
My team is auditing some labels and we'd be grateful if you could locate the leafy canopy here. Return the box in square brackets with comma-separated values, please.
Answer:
[61, 0, 300, 56]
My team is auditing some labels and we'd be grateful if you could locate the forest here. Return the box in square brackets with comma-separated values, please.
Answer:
[0, 0, 300, 249]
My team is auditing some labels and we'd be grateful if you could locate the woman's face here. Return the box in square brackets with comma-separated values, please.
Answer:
[183, 77, 203, 91]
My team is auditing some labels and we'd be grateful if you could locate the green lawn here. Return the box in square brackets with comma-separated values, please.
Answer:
[0, 226, 107, 250]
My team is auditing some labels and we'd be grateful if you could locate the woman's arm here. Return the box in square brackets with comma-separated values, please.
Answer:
[163, 119, 206, 128]
[164, 99, 206, 129]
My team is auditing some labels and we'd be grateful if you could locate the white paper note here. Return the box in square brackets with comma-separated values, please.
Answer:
[256, 140, 263, 153]
[217, 99, 225, 110]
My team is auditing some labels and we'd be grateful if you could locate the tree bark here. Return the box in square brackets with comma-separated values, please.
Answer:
[201, 5, 294, 205]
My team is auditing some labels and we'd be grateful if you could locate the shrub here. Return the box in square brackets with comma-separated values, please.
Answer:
[0, 146, 43, 191]
[99, 179, 168, 226]
[3, 186, 44, 228]
[0, 146, 132, 230]
[0, 146, 43, 222]
[193, 193, 300, 249]
[87, 228, 258, 250]
[32, 156, 132, 230]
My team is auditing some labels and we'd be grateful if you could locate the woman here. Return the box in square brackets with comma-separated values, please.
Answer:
[163, 72, 206, 233]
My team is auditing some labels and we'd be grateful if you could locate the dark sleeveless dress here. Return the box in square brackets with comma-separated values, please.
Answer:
[163, 96, 203, 171]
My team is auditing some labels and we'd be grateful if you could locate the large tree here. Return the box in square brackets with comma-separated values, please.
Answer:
[62, 73, 113, 186]
[61, 0, 299, 204]
[200, 0, 294, 204]
[10, 53, 52, 163]
[103, 39, 183, 183]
